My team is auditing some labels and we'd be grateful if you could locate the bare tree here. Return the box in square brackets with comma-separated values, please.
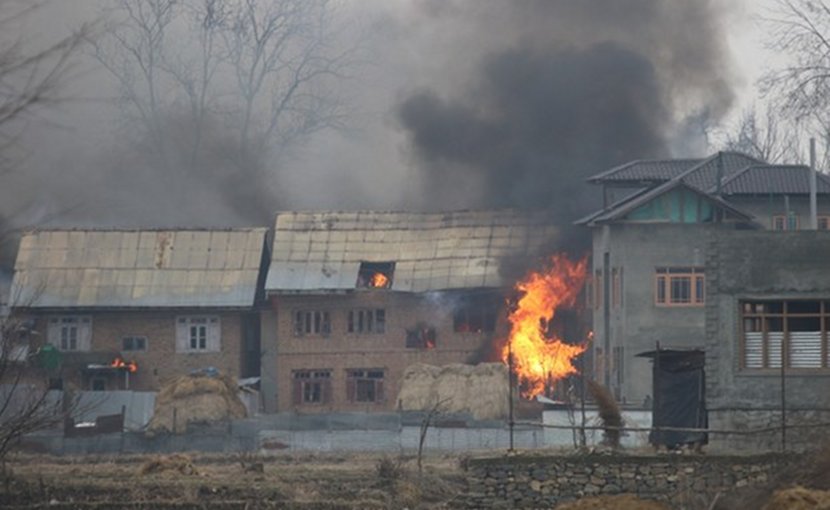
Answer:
[91, 0, 360, 182]
[719, 105, 802, 163]
[416, 397, 450, 474]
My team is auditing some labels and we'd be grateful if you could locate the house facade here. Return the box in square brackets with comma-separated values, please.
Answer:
[259, 210, 559, 413]
[10, 229, 268, 392]
[579, 152, 830, 406]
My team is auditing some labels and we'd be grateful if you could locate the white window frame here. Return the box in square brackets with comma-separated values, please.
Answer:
[47, 316, 92, 352]
[176, 316, 221, 353]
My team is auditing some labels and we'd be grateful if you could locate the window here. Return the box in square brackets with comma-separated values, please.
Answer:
[742, 300, 830, 370]
[655, 268, 705, 306]
[406, 325, 436, 349]
[176, 316, 220, 352]
[292, 370, 331, 405]
[293, 310, 331, 336]
[47, 316, 92, 352]
[819, 216, 830, 230]
[91, 378, 107, 391]
[122, 336, 147, 352]
[346, 369, 384, 403]
[356, 261, 395, 289]
[772, 214, 800, 231]
[348, 309, 385, 334]
[453, 295, 499, 333]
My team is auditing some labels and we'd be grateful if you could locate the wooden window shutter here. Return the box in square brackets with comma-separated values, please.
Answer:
[346, 377, 356, 402]
[376, 380, 384, 403]
[175, 318, 189, 352]
[208, 317, 221, 351]
[47, 319, 60, 348]
[322, 379, 332, 404]
[78, 318, 92, 351]
[293, 379, 303, 405]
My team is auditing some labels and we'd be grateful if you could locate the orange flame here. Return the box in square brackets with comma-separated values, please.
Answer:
[369, 272, 390, 288]
[111, 357, 138, 373]
[501, 254, 588, 398]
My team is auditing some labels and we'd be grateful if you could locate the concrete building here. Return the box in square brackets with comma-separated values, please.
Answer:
[579, 152, 830, 406]
[259, 210, 559, 413]
[9, 229, 268, 392]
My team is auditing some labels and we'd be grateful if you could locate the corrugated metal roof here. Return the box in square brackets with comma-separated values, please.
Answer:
[680, 152, 764, 191]
[718, 165, 830, 195]
[265, 210, 558, 293]
[11, 228, 267, 308]
[587, 158, 704, 183]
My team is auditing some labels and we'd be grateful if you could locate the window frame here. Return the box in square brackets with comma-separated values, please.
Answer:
[292, 369, 332, 405]
[772, 214, 800, 231]
[740, 300, 830, 371]
[346, 368, 385, 404]
[452, 295, 499, 333]
[347, 308, 386, 334]
[47, 316, 92, 352]
[293, 310, 332, 337]
[176, 316, 221, 353]
[121, 336, 147, 352]
[654, 267, 705, 307]
[818, 215, 830, 230]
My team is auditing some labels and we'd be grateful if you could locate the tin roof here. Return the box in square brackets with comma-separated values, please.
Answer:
[587, 152, 763, 188]
[11, 228, 267, 309]
[265, 210, 559, 293]
[718, 165, 830, 195]
[587, 158, 704, 184]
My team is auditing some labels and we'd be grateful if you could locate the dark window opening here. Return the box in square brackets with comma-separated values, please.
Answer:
[453, 295, 499, 333]
[122, 336, 147, 351]
[347, 369, 384, 403]
[357, 261, 395, 289]
[406, 325, 436, 349]
[292, 370, 331, 404]
[293, 310, 331, 337]
[348, 309, 386, 334]
[91, 378, 106, 391]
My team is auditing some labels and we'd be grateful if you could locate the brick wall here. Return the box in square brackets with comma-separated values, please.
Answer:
[269, 291, 506, 412]
[30, 310, 243, 391]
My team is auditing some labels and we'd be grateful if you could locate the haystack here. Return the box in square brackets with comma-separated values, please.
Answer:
[139, 454, 198, 476]
[397, 363, 508, 420]
[146, 373, 246, 435]
[762, 486, 830, 510]
[554, 494, 670, 510]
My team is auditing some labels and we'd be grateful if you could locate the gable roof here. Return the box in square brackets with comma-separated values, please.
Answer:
[717, 165, 830, 195]
[265, 210, 558, 293]
[582, 180, 753, 226]
[587, 152, 764, 190]
[11, 228, 267, 309]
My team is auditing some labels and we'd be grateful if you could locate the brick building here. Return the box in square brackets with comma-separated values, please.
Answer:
[259, 210, 559, 413]
[10, 229, 268, 392]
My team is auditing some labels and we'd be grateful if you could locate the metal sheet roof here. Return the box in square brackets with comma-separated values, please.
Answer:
[587, 152, 763, 188]
[719, 165, 830, 195]
[265, 210, 558, 293]
[587, 158, 704, 183]
[11, 228, 267, 309]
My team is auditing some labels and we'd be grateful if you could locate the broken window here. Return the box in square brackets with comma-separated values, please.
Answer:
[293, 310, 331, 337]
[346, 369, 384, 403]
[293, 370, 331, 405]
[655, 268, 704, 306]
[453, 295, 499, 333]
[356, 261, 395, 289]
[176, 316, 220, 352]
[122, 336, 147, 352]
[348, 309, 385, 334]
[742, 300, 829, 370]
[47, 316, 92, 352]
[406, 325, 436, 349]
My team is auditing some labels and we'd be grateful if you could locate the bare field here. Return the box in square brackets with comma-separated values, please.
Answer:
[0, 452, 470, 509]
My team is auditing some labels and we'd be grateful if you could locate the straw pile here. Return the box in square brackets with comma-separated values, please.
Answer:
[139, 454, 198, 476]
[586, 379, 622, 448]
[554, 494, 670, 510]
[146, 373, 246, 435]
[762, 486, 830, 510]
[397, 363, 508, 420]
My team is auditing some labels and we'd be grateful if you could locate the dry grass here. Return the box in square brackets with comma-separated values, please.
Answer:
[146, 373, 247, 435]
[555, 494, 670, 510]
[586, 379, 622, 448]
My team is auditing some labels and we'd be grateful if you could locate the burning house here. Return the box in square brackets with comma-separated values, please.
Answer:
[9, 229, 268, 392]
[259, 210, 561, 413]
[579, 151, 830, 412]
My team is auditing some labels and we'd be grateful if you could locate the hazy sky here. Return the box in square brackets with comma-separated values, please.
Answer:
[1, 0, 786, 233]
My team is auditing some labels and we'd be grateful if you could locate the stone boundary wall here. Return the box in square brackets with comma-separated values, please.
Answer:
[465, 453, 797, 509]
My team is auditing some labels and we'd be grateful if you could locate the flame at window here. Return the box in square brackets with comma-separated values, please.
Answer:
[501, 254, 588, 398]
[111, 357, 138, 373]
[369, 272, 390, 288]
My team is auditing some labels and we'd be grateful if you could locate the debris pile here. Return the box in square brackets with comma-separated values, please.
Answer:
[146, 372, 246, 435]
[762, 486, 830, 510]
[397, 363, 508, 420]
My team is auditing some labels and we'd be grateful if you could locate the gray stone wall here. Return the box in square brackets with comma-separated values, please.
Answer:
[705, 230, 830, 451]
[465, 453, 794, 509]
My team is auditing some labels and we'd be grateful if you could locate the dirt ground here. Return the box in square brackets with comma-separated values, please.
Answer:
[0, 452, 468, 509]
